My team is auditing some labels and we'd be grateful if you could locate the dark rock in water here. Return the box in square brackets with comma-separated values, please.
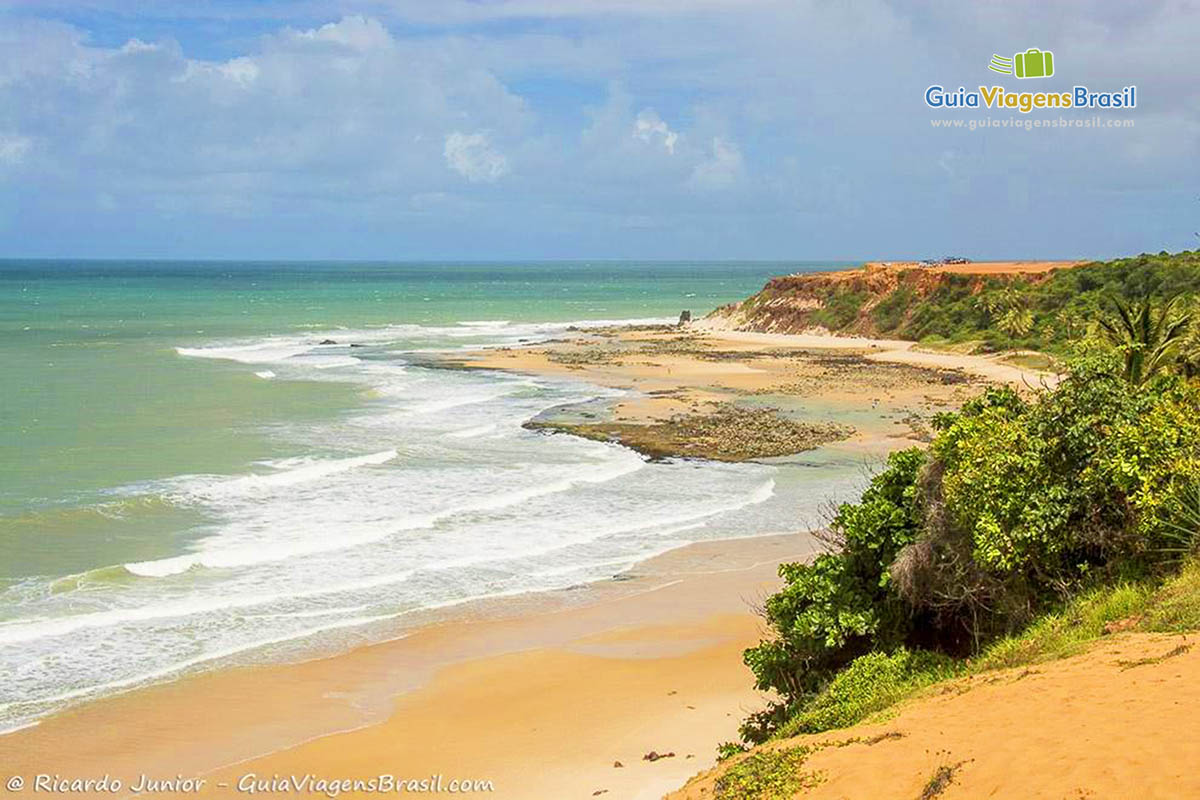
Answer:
[349, 343, 365, 348]
[643, 751, 675, 762]
[319, 339, 338, 345]
[527, 404, 855, 463]
[677, 310, 692, 326]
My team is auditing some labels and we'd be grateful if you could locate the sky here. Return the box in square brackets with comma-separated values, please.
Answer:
[0, 1, 1197, 260]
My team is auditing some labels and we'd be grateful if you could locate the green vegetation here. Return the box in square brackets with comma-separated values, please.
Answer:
[869, 285, 916, 331]
[739, 551, 1200, 753]
[1097, 294, 1191, 385]
[809, 250, 1200, 355]
[739, 335, 1200, 745]
[810, 288, 869, 330]
[971, 580, 1155, 671]
[771, 649, 959, 738]
[713, 745, 824, 800]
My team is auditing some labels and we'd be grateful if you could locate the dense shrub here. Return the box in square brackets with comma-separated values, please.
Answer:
[743, 449, 924, 699]
[870, 286, 917, 332]
[742, 352, 1200, 743]
[810, 289, 869, 330]
[931, 355, 1200, 580]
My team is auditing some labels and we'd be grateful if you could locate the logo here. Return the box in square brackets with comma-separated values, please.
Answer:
[989, 49, 1055, 79]
[924, 46, 1135, 114]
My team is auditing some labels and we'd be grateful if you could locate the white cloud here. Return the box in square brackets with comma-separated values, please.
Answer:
[444, 131, 511, 182]
[2, 3, 1199, 257]
[689, 137, 742, 189]
[292, 15, 393, 49]
[0, 16, 529, 207]
[633, 109, 678, 154]
[0, 134, 32, 165]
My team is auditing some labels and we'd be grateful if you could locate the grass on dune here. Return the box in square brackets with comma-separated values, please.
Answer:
[768, 559, 1200, 741]
[713, 745, 823, 800]
[977, 558, 1200, 671]
[1141, 558, 1200, 631]
[772, 649, 961, 739]
[971, 581, 1157, 671]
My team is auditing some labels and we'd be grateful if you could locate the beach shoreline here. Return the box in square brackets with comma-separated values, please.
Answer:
[1, 532, 822, 799]
[1, 323, 1030, 799]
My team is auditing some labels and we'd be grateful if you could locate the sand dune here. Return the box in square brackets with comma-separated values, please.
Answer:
[670, 632, 1200, 800]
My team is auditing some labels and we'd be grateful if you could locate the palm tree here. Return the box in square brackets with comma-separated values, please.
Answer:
[997, 306, 1034, 338]
[976, 287, 1034, 338]
[1178, 304, 1200, 379]
[1097, 294, 1191, 385]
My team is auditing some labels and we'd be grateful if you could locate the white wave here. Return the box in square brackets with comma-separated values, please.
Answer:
[581, 478, 774, 542]
[255, 370, 276, 379]
[176, 341, 316, 364]
[121, 511, 435, 577]
[122, 557, 199, 578]
[0, 567, 422, 646]
[122, 445, 641, 577]
[212, 450, 398, 493]
[444, 423, 498, 439]
[307, 356, 360, 370]
[174, 316, 675, 372]
[408, 383, 533, 414]
[0, 467, 788, 738]
[0, 612, 399, 719]
[10, 456, 656, 637]
[0, 719, 40, 737]
[454, 448, 645, 516]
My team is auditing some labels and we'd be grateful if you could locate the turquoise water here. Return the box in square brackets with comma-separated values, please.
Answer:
[0, 260, 864, 732]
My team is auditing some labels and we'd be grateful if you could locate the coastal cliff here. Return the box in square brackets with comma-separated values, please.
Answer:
[704, 262, 1074, 338]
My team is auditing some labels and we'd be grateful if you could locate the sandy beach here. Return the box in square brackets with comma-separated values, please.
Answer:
[2, 318, 1068, 800]
[0, 324, 1022, 799]
[6, 3, 1190, 797]
[1, 533, 820, 799]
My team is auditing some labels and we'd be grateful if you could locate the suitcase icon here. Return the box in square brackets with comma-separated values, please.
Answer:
[1014, 48, 1054, 79]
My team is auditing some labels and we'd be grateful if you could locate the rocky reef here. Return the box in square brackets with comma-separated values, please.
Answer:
[525, 403, 854, 462]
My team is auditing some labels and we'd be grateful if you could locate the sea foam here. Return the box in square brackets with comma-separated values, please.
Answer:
[1, 314, 862, 737]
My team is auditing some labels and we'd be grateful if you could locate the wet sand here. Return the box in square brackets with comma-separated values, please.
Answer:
[0, 534, 821, 800]
[458, 325, 1047, 458]
[0, 327, 1050, 800]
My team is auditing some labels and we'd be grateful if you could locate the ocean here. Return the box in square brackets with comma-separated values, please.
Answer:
[0, 260, 866, 733]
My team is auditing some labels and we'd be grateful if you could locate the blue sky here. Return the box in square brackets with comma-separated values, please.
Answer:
[0, 1, 1197, 260]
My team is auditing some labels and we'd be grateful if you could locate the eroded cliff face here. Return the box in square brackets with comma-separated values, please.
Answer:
[704, 264, 1049, 337]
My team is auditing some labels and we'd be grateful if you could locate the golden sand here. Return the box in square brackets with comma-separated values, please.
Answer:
[0, 535, 819, 800]
[0, 328, 1059, 800]
[670, 632, 1200, 800]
